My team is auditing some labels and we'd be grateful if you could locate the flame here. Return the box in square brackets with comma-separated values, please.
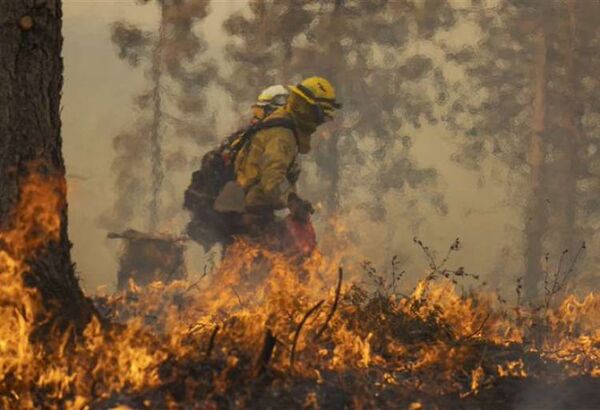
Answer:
[497, 359, 528, 378]
[0, 172, 68, 408]
[0, 172, 599, 408]
[470, 366, 485, 393]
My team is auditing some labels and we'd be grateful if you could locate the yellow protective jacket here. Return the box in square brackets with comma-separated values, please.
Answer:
[234, 110, 298, 211]
[234, 93, 319, 212]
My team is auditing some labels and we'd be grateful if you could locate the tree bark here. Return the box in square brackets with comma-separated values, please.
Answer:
[0, 0, 93, 330]
[324, 132, 341, 213]
[148, 2, 166, 233]
[323, 0, 344, 215]
[555, 0, 582, 255]
[524, 22, 548, 301]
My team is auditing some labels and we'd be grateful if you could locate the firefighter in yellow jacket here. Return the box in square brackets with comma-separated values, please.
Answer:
[228, 76, 341, 235]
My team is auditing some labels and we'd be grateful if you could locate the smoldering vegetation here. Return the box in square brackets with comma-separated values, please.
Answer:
[98, 0, 600, 300]
[33, 1, 596, 408]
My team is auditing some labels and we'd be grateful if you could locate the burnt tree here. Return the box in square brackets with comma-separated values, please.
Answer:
[0, 0, 92, 329]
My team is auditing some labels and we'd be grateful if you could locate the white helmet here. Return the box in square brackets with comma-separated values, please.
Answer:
[255, 84, 289, 108]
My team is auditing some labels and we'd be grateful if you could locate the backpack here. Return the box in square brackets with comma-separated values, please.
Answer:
[183, 117, 297, 250]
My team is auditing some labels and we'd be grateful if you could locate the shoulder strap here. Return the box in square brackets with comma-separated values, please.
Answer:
[253, 117, 296, 133]
[254, 117, 299, 147]
[228, 117, 298, 155]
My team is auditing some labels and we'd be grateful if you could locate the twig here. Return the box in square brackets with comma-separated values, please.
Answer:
[290, 300, 324, 372]
[183, 270, 208, 294]
[204, 324, 220, 360]
[413, 236, 437, 271]
[461, 313, 491, 340]
[389, 255, 405, 294]
[555, 249, 569, 283]
[440, 238, 461, 269]
[544, 242, 586, 308]
[314, 268, 343, 342]
[230, 286, 245, 308]
[559, 241, 586, 288]
[186, 322, 206, 335]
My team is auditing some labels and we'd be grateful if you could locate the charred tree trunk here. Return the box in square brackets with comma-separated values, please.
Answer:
[0, 0, 93, 329]
[524, 22, 548, 301]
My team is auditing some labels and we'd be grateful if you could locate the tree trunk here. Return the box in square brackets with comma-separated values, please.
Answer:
[523, 23, 548, 301]
[0, 0, 93, 330]
[323, 0, 344, 215]
[148, 2, 166, 232]
[325, 132, 341, 213]
[555, 0, 581, 255]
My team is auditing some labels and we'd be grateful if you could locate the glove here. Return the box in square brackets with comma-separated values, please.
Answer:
[287, 193, 314, 222]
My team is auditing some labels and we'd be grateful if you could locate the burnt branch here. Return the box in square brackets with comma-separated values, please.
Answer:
[314, 268, 343, 342]
[460, 313, 491, 341]
[290, 300, 324, 372]
[543, 241, 586, 309]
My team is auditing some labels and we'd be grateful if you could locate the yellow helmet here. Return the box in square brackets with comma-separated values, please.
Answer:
[288, 76, 342, 120]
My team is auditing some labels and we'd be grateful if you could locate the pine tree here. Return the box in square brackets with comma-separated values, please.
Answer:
[446, 0, 600, 298]
[0, 0, 93, 329]
[103, 0, 215, 232]
[223, 0, 454, 241]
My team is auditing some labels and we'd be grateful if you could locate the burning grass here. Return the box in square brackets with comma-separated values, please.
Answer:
[0, 175, 599, 409]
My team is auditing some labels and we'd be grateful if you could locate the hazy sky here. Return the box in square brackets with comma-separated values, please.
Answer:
[62, 0, 519, 293]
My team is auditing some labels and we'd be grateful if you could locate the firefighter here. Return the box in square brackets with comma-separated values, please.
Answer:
[184, 85, 290, 251]
[251, 84, 289, 123]
[214, 76, 342, 252]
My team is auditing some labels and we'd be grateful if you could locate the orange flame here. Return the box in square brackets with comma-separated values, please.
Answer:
[0, 173, 599, 408]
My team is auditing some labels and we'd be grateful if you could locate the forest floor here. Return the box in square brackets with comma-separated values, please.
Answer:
[2, 236, 599, 409]
[82, 239, 600, 410]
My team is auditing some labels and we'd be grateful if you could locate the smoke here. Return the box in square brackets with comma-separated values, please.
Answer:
[222, 1, 451, 237]
[444, 0, 600, 297]
[98, 0, 215, 234]
[62, 1, 600, 296]
[97, 128, 151, 232]
[514, 377, 600, 410]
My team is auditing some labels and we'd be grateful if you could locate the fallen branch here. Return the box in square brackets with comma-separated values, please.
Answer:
[461, 313, 491, 341]
[314, 268, 343, 342]
[290, 300, 324, 372]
